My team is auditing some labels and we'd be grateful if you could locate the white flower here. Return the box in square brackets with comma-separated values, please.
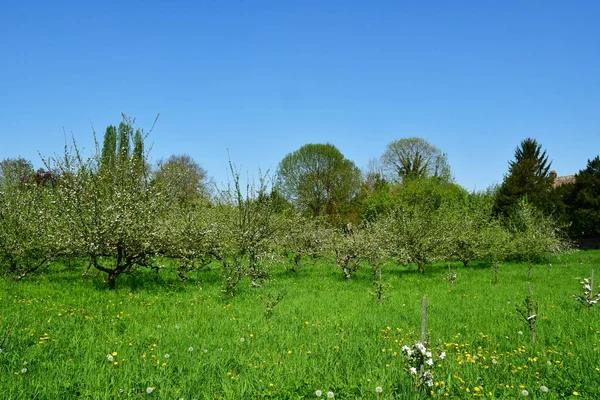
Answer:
[409, 367, 417, 375]
[240, 337, 245, 343]
[492, 358, 498, 364]
[547, 361, 552, 365]
[540, 385, 549, 393]
[521, 389, 529, 396]
[401, 345, 410, 353]
[146, 387, 153, 393]
[327, 392, 334, 398]
[21, 368, 27, 373]
[439, 351, 446, 359]
[188, 346, 194, 352]
[427, 380, 434, 387]
[426, 358, 434, 366]
[518, 331, 523, 335]
[416, 342, 426, 353]
[204, 349, 208, 353]
[472, 355, 478, 360]
[164, 354, 169, 359]
[425, 351, 432, 358]
[315, 390, 322, 397]
[107, 355, 114, 362]
[375, 386, 382, 393]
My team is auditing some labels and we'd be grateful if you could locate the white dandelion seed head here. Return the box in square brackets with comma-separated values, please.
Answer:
[327, 391, 334, 398]
[21, 368, 27, 373]
[540, 385, 549, 393]
[240, 337, 245, 343]
[492, 358, 498, 364]
[146, 387, 153, 393]
[107, 355, 114, 362]
[375, 386, 382, 393]
[164, 354, 169, 359]
[521, 389, 529, 396]
[188, 346, 194, 352]
[315, 390, 322, 397]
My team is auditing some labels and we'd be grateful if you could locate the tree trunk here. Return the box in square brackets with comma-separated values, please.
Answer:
[417, 263, 425, 274]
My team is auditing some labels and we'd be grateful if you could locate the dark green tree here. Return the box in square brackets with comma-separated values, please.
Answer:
[276, 143, 362, 221]
[560, 156, 600, 239]
[494, 138, 556, 217]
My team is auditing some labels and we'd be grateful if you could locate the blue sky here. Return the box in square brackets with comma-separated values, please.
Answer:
[1, 1, 598, 191]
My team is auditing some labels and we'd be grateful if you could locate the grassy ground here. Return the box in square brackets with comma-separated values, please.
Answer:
[1, 251, 599, 399]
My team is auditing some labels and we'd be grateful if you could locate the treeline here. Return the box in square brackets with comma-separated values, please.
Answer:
[0, 116, 596, 290]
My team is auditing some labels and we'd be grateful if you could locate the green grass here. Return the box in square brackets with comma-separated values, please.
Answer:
[1, 251, 600, 399]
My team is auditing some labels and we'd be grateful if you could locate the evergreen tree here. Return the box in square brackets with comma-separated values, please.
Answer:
[561, 156, 600, 238]
[494, 138, 556, 217]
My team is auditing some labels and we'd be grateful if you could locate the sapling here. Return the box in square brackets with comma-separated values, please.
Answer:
[370, 268, 390, 303]
[446, 264, 457, 287]
[574, 269, 600, 309]
[260, 291, 285, 319]
[516, 282, 538, 344]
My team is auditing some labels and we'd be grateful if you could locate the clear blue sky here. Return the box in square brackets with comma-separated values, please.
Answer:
[1, 1, 598, 191]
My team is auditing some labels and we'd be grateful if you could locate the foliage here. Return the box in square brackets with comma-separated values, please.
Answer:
[0, 178, 63, 280]
[559, 156, 600, 239]
[216, 165, 281, 293]
[401, 342, 446, 391]
[504, 199, 570, 262]
[50, 115, 168, 289]
[279, 213, 331, 273]
[276, 143, 362, 221]
[152, 154, 209, 205]
[0, 157, 34, 188]
[381, 137, 451, 183]
[494, 138, 557, 217]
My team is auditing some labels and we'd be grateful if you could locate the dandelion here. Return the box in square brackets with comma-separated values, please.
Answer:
[546, 361, 552, 365]
[240, 337, 245, 343]
[21, 368, 27, 373]
[204, 349, 208, 353]
[315, 390, 322, 397]
[146, 387, 153, 393]
[107, 355, 114, 362]
[188, 346, 194, 352]
[518, 331, 523, 335]
[521, 389, 529, 396]
[376, 386, 382, 393]
[540, 385, 549, 393]
[164, 354, 169, 359]
[492, 359, 498, 365]
[327, 392, 334, 398]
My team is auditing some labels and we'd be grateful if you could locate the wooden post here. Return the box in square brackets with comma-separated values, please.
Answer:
[420, 296, 427, 376]
[592, 270, 595, 300]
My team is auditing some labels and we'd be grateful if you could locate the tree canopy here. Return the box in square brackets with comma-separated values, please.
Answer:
[276, 143, 362, 220]
[153, 154, 209, 205]
[559, 156, 600, 238]
[381, 137, 451, 183]
[493, 138, 556, 217]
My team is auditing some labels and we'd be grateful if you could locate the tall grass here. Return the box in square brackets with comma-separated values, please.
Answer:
[1, 251, 599, 399]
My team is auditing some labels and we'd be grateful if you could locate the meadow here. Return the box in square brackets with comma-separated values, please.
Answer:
[1, 250, 599, 399]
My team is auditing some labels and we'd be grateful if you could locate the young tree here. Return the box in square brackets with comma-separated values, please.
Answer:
[276, 143, 362, 221]
[51, 115, 168, 289]
[381, 138, 451, 183]
[0, 177, 63, 280]
[494, 138, 556, 217]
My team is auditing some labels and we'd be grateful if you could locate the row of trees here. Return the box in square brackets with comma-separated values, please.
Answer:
[0, 116, 577, 290]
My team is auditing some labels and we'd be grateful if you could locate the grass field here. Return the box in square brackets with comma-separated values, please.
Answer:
[1, 250, 599, 399]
